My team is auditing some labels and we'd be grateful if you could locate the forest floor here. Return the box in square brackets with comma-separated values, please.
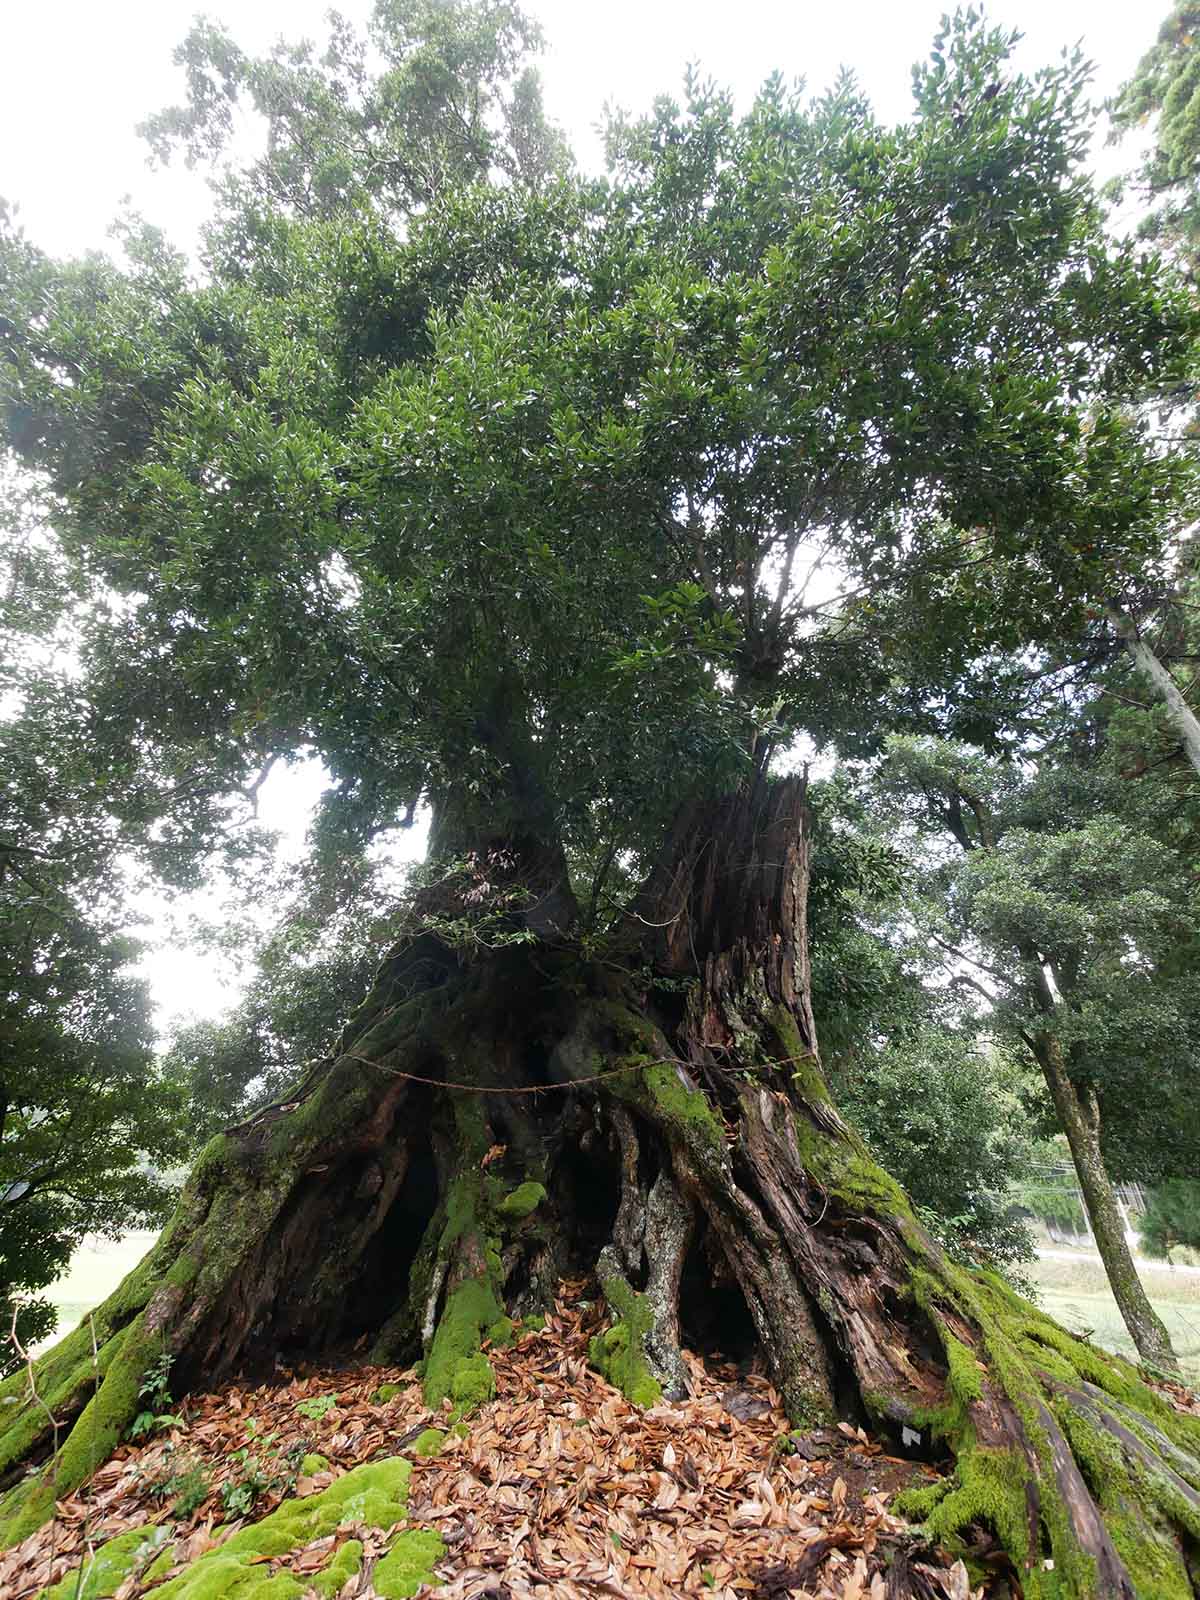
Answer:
[1, 1290, 989, 1600]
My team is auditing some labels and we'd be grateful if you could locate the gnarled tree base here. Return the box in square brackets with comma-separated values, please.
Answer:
[2, 779, 1197, 1598]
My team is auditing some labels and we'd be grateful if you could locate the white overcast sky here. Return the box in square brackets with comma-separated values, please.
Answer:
[0, 0, 1165, 1028]
[1, 0, 1160, 260]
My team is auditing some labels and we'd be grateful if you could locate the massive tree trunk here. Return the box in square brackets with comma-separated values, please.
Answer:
[2, 777, 1198, 1597]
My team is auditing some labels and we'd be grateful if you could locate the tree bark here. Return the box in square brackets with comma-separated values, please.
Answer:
[1107, 602, 1200, 779]
[1036, 1034, 1179, 1374]
[1, 778, 1198, 1597]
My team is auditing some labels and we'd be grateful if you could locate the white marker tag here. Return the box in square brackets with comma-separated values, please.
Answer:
[901, 1425, 922, 1448]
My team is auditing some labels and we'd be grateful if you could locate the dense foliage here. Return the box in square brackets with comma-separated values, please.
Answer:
[0, 683, 188, 1363]
[1140, 1177, 1200, 1258]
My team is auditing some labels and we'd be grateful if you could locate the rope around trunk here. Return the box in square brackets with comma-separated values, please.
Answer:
[339, 1047, 817, 1095]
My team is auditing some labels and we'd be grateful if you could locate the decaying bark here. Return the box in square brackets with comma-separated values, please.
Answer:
[1, 777, 1198, 1597]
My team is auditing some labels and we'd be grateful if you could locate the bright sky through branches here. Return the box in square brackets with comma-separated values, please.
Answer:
[2, 0, 1158, 259]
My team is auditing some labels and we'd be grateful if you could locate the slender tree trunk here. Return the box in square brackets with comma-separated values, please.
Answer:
[1106, 602, 1200, 778]
[1, 778, 1198, 1597]
[1035, 1035, 1178, 1373]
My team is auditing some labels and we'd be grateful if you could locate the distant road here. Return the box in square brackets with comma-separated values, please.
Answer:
[1036, 1246, 1200, 1277]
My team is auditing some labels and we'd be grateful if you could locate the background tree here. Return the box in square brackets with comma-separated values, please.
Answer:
[1112, 0, 1200, 265]
[807, 787, 1037, 1271]
[875, 731, 1200, 1368]
[140, 0, 569, 220]
[0, 685, 189, 1368]
[1140, 1179, 1200, 1259]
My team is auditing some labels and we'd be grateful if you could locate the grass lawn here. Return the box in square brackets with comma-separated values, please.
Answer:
[36, 1233, 158, 1352]
[1026, 1252, 1200, 1383]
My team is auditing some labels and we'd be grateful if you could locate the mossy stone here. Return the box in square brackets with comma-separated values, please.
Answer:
[310, 1538, 361, 1597]
[148, 1458, 413, 1600]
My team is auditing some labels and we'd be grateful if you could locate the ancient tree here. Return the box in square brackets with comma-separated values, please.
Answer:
[2, 5, 1199, 1593]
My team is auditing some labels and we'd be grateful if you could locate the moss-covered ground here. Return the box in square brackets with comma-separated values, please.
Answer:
[33, 1459, 443, 1600]
[0, 1297, 945, 1600]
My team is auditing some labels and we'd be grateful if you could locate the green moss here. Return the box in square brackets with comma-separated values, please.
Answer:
[891, 1260, 1200, 1599]
[38, 1524, 171, 1600]
[423, 1279, 500, 1412]
[791, 1113, 912, 1218]
[641, 1062, 724, 1152]
[1057, 1397, 1200, 1596]
[588, 1002, 725, 1162]
[588, 1278, 663, 1409]
[300, 1454, 330, 1474]
[440, 1172, 484, 1254]
[920, 1446, 1040, 1571]
[942, 1332, 985, 1405]
[149, 1459, 413, 1600]
[766, 1005, 829, 1104]
[521, 1314, 546, 1333]
[372, 1529, 445, 1598]
[892, 1478, 952, 1522]
[372, 1384, 402, 1405]
[450, 1354, 496, 1413]
[310, 1539, 361, 1598]
[0, 1316, 135, 1483]
[145, 1547, 178, 1584]
[496, 1181, 546, 1220]
[0, 1318, 166, 1549]
[410, 1429, 445, 1457]
[485, 1316, 515, 1347]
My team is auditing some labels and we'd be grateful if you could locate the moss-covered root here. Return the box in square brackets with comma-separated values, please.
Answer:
[0, 1308, 174, 1549]
[585, 1163, 693, 1407]
[894, 1272, 1200, 1599]
[422, 1276, 501, 1416]
[416, 1085, 548, 1417]
[37, 1458, 444, 1600]
[589, 1262, 664, 1410]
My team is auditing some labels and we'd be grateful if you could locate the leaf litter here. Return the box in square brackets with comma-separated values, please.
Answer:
[0, 1285, 988, 1600]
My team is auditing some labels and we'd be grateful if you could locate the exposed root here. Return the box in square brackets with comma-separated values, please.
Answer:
[641, 1171, 694, 1400]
